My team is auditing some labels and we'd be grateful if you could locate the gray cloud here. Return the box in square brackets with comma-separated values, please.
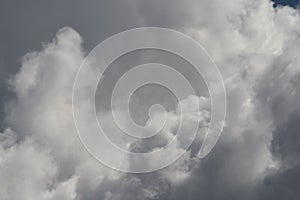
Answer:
[1, 0, 300, 200]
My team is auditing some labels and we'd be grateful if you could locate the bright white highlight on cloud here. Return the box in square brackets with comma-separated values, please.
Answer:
[1, 0, 300, 199]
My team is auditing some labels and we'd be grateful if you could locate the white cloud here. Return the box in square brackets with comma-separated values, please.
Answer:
[1, 0, 300, 199]
[0, 137, 57, 200]
[0, 27, 211, 199]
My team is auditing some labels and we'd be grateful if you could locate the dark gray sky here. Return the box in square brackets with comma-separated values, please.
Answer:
[1, 0, 297, 84]
[0, 0, 298, 128]
[0, 0, 144, 127]
[0, 0, 298, 83]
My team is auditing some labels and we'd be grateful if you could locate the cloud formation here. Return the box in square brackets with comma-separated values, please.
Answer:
[1, 0, 300, 199]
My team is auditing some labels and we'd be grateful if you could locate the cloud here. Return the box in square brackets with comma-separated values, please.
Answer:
[1, 0, 300, 199]
[0, 130, 77, 200]
[0, 27, 211, 199]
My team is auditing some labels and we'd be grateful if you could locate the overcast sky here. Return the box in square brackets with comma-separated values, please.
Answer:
[1, 0, 300, 200]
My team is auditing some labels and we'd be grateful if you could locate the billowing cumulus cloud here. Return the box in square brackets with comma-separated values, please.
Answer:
[0, 27, 210, 200]
[1, 0, 300, 199]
